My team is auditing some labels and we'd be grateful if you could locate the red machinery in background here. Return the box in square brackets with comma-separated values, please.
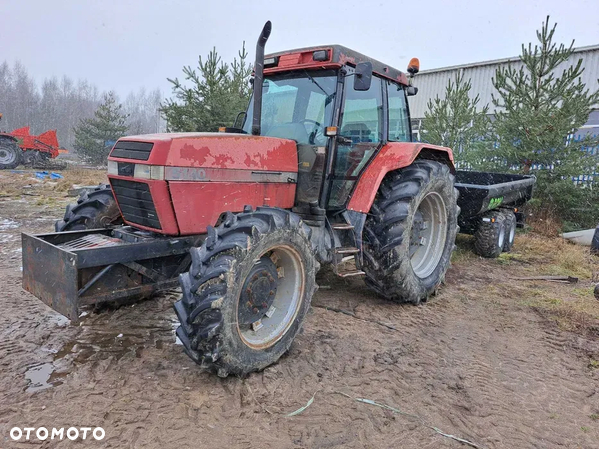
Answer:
[0, 115, 67, 169]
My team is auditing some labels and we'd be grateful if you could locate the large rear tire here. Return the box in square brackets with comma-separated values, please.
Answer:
[55, 184, 123, 232]
[0, 138, 22, 170]
[362, 160, 459, 304]
[174, 207, 318, 377]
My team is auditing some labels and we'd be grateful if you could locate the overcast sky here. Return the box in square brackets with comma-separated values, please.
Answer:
[1, 0, 598, 98]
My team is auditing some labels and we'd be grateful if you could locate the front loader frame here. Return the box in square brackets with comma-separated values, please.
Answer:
[22, 227, 201, 322]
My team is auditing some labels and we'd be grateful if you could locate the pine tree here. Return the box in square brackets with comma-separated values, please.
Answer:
[484, 16, 599, 229]
[162, 43, 252, 132]
[488, 16, 599, 178]
[74, 92, 129, 165]
[422, 72, 490, 163]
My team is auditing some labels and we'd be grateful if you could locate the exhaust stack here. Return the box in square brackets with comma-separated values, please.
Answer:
[251, 21, 272, 136]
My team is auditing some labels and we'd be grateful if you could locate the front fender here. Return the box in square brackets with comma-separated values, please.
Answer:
[347, 142, 454, 213]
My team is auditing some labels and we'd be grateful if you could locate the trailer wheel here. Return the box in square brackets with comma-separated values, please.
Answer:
[501, 209, 516, 252]
[0, 138, 22, 169]
[591, 225, 599, 256]
[474, 212, 506, 258]
[174, 207, 318, 377]
[55, 184, 123, 232]
[362, 160, 459, 304]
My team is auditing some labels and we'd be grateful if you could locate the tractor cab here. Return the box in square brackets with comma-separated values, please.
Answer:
[239, 44, 415, 217]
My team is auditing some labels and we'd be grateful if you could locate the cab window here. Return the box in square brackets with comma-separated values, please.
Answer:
[329, 75, 383, 208]
[387, 81, 410, 142]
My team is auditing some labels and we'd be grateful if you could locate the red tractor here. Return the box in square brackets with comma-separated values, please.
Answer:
[23, 22, 533, 377]
[0, 114, 66, 169]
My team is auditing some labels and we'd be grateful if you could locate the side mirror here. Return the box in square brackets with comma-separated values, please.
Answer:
[353, 62, 373, 91]
[406, 86, 418, 96]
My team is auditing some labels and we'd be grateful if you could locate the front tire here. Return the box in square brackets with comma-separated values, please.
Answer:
[0, 138, 22, 169]
[174, 207, 318, 377]
[55, 184, 123, 231]
[362, 160, 459, 304]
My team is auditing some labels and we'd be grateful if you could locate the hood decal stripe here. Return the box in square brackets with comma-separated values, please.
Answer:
[164, 166, 297, 183]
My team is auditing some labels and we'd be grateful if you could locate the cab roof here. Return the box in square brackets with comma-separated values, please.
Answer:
[264, 44, 409, 86]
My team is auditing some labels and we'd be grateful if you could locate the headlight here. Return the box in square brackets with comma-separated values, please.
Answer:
[107, 160, 118, 175]
[150, 165, 164, 180]
[134, 164, 151, 179]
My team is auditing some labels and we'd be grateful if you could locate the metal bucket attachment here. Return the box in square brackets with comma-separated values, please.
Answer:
[22, 227, 201, 323]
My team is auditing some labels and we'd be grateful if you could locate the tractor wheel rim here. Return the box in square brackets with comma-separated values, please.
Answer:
[0, 148, 16, 164]
[410, 191, 448, 279]
[237, 245, 305, 349]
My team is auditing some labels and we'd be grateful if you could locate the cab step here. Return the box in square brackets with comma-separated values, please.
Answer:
[337, 269, 365, 278]
[331, 223, 354, 230]
[334, 246, 360, 255]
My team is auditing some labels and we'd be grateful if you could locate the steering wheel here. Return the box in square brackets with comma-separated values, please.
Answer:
[299, 119, 324, 145]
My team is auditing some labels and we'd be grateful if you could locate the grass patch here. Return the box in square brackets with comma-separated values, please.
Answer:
[451, 234, 477, 264]
[526, 291, 599, 333]
[504, 232, 599, 332]
[0, 168, 106, 201]
[511, 233, 597, 280]
[496, 252, 527, 265]
[52, 168, 107, 193]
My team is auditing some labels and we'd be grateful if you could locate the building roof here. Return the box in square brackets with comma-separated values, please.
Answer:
[409, 44, 599, 119]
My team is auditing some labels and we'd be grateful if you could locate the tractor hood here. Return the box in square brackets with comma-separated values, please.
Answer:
[106, 132, 299, 236]
[108, 132, 298, 173]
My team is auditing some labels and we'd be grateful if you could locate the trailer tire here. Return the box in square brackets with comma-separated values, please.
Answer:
[501, 209, 516, 252]
[591, 225, 599, 256]
[174, 207, 318, 377]
[55, 184, 123, 232]
[474, 212, 506, 258]
[0, 138, 22, 170]
[362, 160, 459, 304]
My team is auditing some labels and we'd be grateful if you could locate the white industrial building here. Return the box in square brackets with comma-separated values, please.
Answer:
[408, 44, 599, 142]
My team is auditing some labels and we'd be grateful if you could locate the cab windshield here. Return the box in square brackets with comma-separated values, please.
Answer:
[243, 70, 337, 145]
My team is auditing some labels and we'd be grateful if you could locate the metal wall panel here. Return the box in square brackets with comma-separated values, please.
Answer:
[409, 45, 599, 119]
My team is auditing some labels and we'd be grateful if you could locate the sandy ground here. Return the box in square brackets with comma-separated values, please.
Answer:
[1, 169, 599, 448]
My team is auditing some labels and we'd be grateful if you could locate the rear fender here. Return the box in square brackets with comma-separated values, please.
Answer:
[347, 142, 454, 213]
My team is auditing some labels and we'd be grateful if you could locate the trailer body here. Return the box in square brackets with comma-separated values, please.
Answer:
[456, 171, 535, 233]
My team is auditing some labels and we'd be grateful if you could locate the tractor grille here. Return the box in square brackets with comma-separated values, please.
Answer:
[110, 141, 154, 161]
[110, 178, 161, 229]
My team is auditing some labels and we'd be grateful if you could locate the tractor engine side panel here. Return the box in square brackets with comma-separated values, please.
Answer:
[347, 142, 454, 213]
[169, 181, 296, 235]
[163, 134, 299, 235]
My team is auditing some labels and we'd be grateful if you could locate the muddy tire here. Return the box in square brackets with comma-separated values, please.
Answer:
[474, 212, 506, 258]
[500, 209, 516, 252]
[0, 138, 22, 170]
[362, 160, 459, 304]
[55, 184, 123, 232]
[174, 207, 318, 377]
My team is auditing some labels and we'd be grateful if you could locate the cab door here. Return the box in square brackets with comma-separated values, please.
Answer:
[327, 75, 384, 208]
